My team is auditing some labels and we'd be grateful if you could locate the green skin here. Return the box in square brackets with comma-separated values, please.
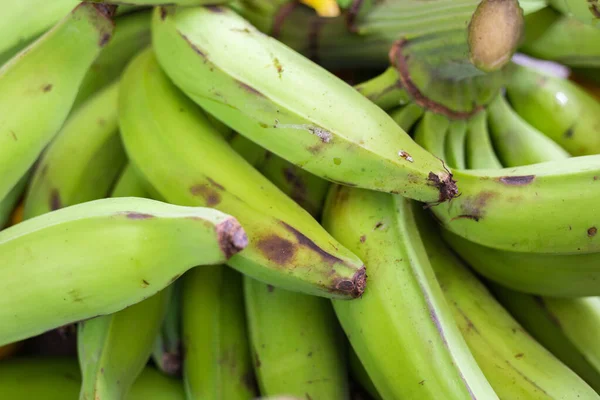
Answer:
[322, 185, 498, 400]
[152, 6, 455, 204]
[506, 63, 600, 156]
[182, 265, 256, 400]
[547, 0, 600, 26]
[72, 10, 152, 109]
[77, 167, 172, 400]
[444, 120, 468, 169]
[413, 111, 450, 159]
[0, 358, 184, 400]
[417, 209, 599, 399]
[389, 103, 425, 133]
[0, 173, 28, 229]
[23, 82, 126, 220]
[348, 348, 382, 400]
[465, 111, 502, 169]
[118, 49, 365, 299]
[0, 3, 114, 202]
[487, 93, 570, 167]
[0, 197, 246, 346]
[151, 278, 183, 377]
[353, 67, 411, 111]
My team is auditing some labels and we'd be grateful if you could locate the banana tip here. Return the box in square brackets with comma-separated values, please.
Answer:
[217, 218, 248, 259]
[336, 266, 367, 298]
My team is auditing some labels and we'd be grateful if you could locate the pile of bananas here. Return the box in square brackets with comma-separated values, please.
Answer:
[1, 0, 600, 399]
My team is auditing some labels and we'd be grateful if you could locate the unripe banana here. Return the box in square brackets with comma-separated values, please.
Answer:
[445, 120, 468, 169]
[487, 93, 570, 166]
[322, 185, 498, 400]
[353, 67, 411, 111]
[547, 0, 600, 26]
[73, 10, 152, 109]
[0, 358, 185, 400]
[506, 63, 600, 156]
[23, 81, 126, 220]
[118, 48, 366, 299]
[465, 110, 502, 169]
[0, 2, 115, 202]
[182, 265, 256, 400]
[388, 103, 424, 132]
[413, 111, 450, 159]
[152, 6, 458, 204]
[0, 173, 28, 229]
[0, 197, 247, 346]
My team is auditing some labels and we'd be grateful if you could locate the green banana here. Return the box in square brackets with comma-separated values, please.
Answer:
[322, 185, 498, 400]
[152, 6, 458, 204]
[491, 287, 600, 393]
[152, 280, 183, 376]
[182, 265, 256, 400]
[118, 49, 366, 299]
[0, 197, 247, 346]
[547, 0, 600, 26]
[388, 102, 425, 132]
[0, 173, 28, 229]
[506, 63, 600, 156]
[413, 111, 450, 159]
[0, 3, 116, 203]
[77, 167, 172, 400]
[0, 0, 79, 65]
[465, 110, 502, 169]
[487, 93, 570, 166]
[417, 209, 600, 399]
[0, 358, 185, 400]
[445, 120, 468, 169]
[23, 81, 126, 220]
[353, 67, 411, 111]
[73, 10, 152, 109]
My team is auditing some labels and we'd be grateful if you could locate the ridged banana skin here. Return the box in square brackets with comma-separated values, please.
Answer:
[182, 265, 256, 400]
[244, 279, 349, 399]
[547, 0, 600, 25]
[417, 211, 600, 399]
[487, 94, 570, 166]
[0, 358, 185, 400]
[465, 111, 503, 169]
[0, 173, 28, 229]
[322, 185, 498, 400]
[0, 197, 246, 346]
[118, 49, 366, 299]
[445, 120, 468, 169]
[0, 3, 115, 202]
[506, 64, 600, 156]
[491, 287, 600, 393]
[414, 111, 450, 160]
[388, 103, 425, 132]
[0, 0, 78, 64]
[77, 167, 170, 400]
[73, 10, 152, 109]
[152, 6, 456, 204]
[431, 155, 600, 254]
[23, 82, 126, 220]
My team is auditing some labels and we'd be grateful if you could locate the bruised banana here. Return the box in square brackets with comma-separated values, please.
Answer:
[182, 265, 256, 400]
[73, 10, 152, 109]
[416, 208, 600, 399]
[118, 49, 365, 299]
[0, 2, 115, 202]
[152, 6, 457, 204]
[322, 185, 497, 400]
[0, 358, 185, 400]
[77, 167, 171, 400]
[492, 287, 600, 393]
[152, 279, 183, 376]
[0, 197, 247, 346]
[506, 63, 600, 156]
[24, 81, 126, 219]
[487, 93, 570, 166]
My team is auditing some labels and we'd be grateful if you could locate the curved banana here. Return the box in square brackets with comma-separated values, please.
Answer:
[0, 174, 28, 229]
[0, 197, 247, 346]
[23, 81, 126, 219]
[487, 93, 570, 166]
[182, 265, 256, 400]
[413, 111, 450, 159]
[73, 10, 152, 109]
[353, 67, 411, 111]
[0, 3, 115, 202]
[491, 287, 600, 393]
[417, 208, 600, 399]
[388, 103, 425, 132]
[118, 49, 366, 299]
[0, 358, 185, 400]
[152, 6, 457, 204]
[547, 0, 600, 26]
[152, 280, 183, 376]
[322, 185, 498, 400]
[465, 110, 502, 169]
[445, 120, 468, 169]
[505, 63, 600, 156]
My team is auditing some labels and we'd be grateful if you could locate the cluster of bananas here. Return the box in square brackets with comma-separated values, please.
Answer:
[1, 0, 600, 399]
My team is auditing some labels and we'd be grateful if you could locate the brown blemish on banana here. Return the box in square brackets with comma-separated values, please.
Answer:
[282, 222, 343, 265]
[68, 289, 83, 303]
[588, 227, 597, 237]
[216, 218, 248, 259]
[515, 353, 524, 359]
[91, 4, 118, 19]
[99, 33, 112, 47]
[273, 58, 283, 78]
[427, 172, 459, 203]
[190, 184, 221, 207]
[159, 7, 168, 20]
[498, 175, 535, 186]
[258, 235, 296, 264]
[10, 131, 17, 141]
[589, 0, 600, 18]
[389, 40, 483, 119]
[360, 235, 366, 243]
[398, 150, 413, 162]
[141, 280, 149, 287]
[453, 191, 495, 222]
[207, 178, 225, 190]
[49, 189, 62, 211]
[238, 81, 264, 97]
[181, 35, 207, 59]
[126, 212, 154, 219]
[42, 84, 52, 93]
[564, 126, 574, 138]
[161, 352, 182, 377]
